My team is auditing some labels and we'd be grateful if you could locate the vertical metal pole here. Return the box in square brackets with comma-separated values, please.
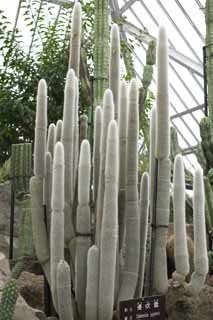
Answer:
[9, 179, 15, 260]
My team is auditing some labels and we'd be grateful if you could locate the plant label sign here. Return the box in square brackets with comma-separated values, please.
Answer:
[120, 295, 166, 320]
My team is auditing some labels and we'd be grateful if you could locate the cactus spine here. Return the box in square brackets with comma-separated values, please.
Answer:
[99, 120, 119, 320]
[0, 279, 19, 320]
[118, 79, 140, 302]
[172, 155, 189, 282]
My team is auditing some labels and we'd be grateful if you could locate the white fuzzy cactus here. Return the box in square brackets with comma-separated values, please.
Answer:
[95, 89, 114, 245]
[68, 2, 82, 77]
[155, 26, 170, 160]
[62, 69, 76, 244]
[135, 172, 149, 297]
[99, 120, 119, 320]
[75, 140, 91, 319]
[118, 79, 140, 302]
[50, 142, 65, 310]
[93, 106, 102, 203]
[188, 165, 209, 294]
[172, 155, 189, 282]
[34, 79, 47, 177]
[86, 245, 99, 320]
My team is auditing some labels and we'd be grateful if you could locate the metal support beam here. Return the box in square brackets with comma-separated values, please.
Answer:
[174, 0, 204, 42]
[122, 21, 203, 77]
[182, 145, 198, 156]
[120, 0, 138, 14]
[171, 104, 204, 120]
[46, 0, 73, 6]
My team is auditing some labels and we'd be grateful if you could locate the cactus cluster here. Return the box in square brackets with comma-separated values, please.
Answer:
[29, 2, 209, 319]
[172, 155, 209, 294]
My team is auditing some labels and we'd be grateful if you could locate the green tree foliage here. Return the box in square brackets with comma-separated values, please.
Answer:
[0, 0, 94, 164]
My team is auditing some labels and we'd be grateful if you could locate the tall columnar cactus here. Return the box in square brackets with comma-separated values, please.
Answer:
[144, 106, 156, 295]
[0, 279, 19, 320]
[92, 106, 102, 203]
[43, 152, 52, 236]
[139, 40, 156, 114]
[86, 245, 99, 320]
[62, 69, 76, 244]
[18, 196, 33, 258]
[68, 2, 82, 77]
[55, 119, 63, 144]
[79, 115, 88, 145]
[172, 155, 189, 283]
[50, 142, 65, 311]
[152, 25, 171, 294]
[135, 172, 149, 298]
[109, 24, 120, 121]
[30, 79, 50, 282]
[93, 0, 109, 106]
[95, 89, 114, 245]
[118, 79, 140, 302]
[206, 0, 213, 134]
[99, 120, 119, 320]
[47, 123, 56, 159]
[118, 81, 128, 250]
[188, 166, 209, 294]
[34, 79, 47, 177]
[57, 260, 74, 320]
[75, 140, 91, 320]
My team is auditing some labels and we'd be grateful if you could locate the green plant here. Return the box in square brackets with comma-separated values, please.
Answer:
[0, 158, 11, 183]
[0, 279, 19, 320]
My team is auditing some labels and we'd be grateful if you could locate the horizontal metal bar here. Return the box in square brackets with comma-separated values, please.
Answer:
[46, 0, 73, 6]
[122, 21, 203, 77]
[171, 104, 204, 120]
[182, 145, 198, 155]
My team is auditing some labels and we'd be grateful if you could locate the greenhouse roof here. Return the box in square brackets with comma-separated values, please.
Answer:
[0, 0, 206, 170]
